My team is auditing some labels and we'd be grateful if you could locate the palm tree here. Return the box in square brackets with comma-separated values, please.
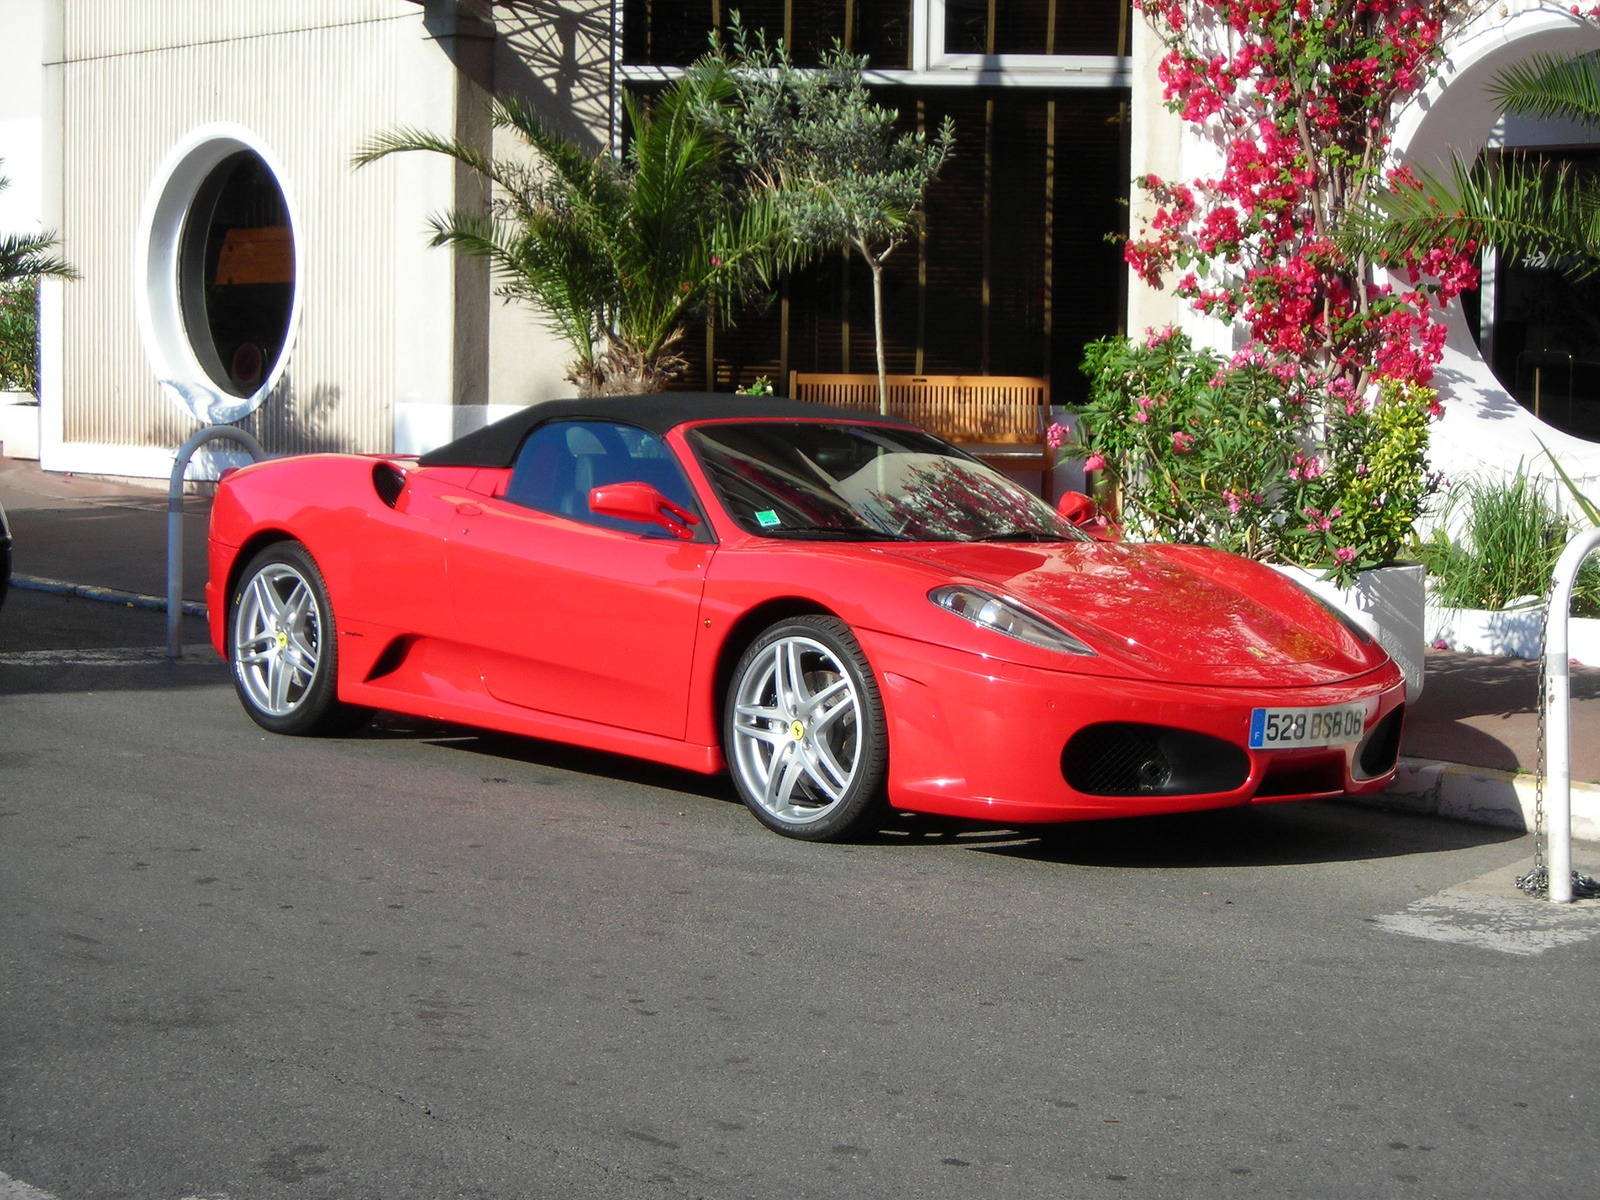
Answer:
[355, 66, 798, 395]
[1344, 52, 1600, 280]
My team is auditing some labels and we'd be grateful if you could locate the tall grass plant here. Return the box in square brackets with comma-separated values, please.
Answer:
[1419, 468, 1600, 616]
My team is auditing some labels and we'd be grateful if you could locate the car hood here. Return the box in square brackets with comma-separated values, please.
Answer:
[876, 540, 1381, 683]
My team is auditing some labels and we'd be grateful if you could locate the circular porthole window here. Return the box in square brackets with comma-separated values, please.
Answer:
[138, 126, 302, 426]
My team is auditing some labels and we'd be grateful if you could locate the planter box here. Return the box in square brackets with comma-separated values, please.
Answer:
[1270, 562, 1426, 704]
[1425, 604, 1600, 666]
[0, 393, 39, 460]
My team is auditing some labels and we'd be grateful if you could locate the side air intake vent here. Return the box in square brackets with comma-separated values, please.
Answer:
[1063, 723, 1250, 797]
[373, 461, 406, 508]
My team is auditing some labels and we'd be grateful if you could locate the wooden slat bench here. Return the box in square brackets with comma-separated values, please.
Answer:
[788, 372, 1055, 497]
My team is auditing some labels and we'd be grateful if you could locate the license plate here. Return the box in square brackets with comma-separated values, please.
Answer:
[1249, 704, 1366, 749]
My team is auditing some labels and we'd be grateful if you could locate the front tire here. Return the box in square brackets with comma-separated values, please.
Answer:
[724, 616, 888, 841]
[228, 542, 369, 736]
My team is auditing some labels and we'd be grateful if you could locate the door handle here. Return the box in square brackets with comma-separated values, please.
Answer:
[456, 502, 483, 516]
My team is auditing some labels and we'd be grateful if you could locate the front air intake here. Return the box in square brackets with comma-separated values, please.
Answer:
[1354, 704, 1405, 780]
[1062, 724, 1250, 797]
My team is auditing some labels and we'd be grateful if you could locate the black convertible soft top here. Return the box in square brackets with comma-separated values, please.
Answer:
[416, 392, 919, 468]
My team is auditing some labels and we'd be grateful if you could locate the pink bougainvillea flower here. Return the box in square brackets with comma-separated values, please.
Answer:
[1046, 421, 1069, 450]
[1172, 431, 1195, 453]
[1334, 547, 1358, 565]
[1084, 453, 1107, 472]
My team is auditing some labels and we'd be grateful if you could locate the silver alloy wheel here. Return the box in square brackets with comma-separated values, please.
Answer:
[232, 561, 323, 717]
[730, 635, 862, 826]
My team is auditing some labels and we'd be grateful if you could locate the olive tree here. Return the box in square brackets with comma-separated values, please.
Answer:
[710, 20, 955, 412]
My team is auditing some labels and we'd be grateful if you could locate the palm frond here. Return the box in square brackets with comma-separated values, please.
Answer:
[426, 208, 609, 378]
[1490, 51, 1600, 128]
[1538, 436, 1600, 527]
[1341, 154, 1600, 280]
[351, 127, 502, 185]
[0, 231, 80, 283]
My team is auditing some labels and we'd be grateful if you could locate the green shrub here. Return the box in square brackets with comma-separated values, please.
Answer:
[1076, 330, 1303, 562]
[0, 279, 39, 394]
[1073, 330, 1439, 584]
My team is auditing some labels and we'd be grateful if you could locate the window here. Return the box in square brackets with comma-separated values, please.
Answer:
[504, 421, 703, 534]
[178, 150, 296, 398]
[935, 0, 1129, 60]
[621, 0, 913, 69]
[137, 126, 301, 426]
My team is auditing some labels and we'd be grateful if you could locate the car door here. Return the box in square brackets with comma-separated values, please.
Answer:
[444, 420, 713, 740]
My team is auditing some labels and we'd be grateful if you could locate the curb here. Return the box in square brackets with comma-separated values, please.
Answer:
[1354, 756, 1600, 843]
[11, 574, 207, 619]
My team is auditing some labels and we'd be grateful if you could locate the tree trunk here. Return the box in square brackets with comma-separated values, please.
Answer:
[868, 251, 888, 416]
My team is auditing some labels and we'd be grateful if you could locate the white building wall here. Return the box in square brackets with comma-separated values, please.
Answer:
[484, 0, 614, 408]
[0, 0, 45, 236]
[1124, 9, 1180, 343]
[1387, 1, 1600, 502]
[46, 0, 466, 475]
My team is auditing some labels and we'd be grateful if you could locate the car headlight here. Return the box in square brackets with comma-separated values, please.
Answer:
[929, 585, 1096, 657]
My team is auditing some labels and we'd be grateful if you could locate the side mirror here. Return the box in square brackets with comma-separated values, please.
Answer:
[1056, 490, 1096, 525]
[589, 481, 701, 540]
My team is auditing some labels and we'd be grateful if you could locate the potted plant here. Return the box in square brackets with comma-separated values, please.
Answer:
[1420, 467, 1600, 663]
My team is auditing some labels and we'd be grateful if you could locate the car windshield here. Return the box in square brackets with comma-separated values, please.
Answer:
[688, 421, 1087, 543]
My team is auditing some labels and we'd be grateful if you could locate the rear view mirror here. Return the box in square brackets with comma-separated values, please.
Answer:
[1056, 490, 1096, 525]
[589, 482, 701, 540]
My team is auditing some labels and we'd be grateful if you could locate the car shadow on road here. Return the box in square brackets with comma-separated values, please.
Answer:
[378, 719, 743, 804]
[366, 711, 1526, 867]
[910, 800, 1524, 869]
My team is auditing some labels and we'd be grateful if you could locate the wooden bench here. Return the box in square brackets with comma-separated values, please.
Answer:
[788, 372, 1055, 496]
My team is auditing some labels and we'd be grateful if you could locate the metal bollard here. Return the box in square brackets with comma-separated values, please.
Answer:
[1543, 524, 1600, 903]
[168, 425, 267, 658]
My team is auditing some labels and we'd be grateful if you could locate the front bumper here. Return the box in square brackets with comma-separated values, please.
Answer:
[859, 628, 1407, 825]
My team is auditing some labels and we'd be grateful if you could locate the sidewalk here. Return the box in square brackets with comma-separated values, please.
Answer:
[0, 456, 211, 602]
[2, 455, 1596, 839]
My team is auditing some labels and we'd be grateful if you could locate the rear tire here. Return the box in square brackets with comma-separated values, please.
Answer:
[724, 616, 888, 841]
[228, 541, 370, 736]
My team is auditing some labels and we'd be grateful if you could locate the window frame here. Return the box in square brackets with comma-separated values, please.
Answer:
[612, 0, 1130, 93]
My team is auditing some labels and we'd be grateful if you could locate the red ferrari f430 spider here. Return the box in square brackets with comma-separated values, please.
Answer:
[208, 395, 1405, 840]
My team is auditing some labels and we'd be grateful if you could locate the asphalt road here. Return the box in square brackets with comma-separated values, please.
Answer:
[2, 591, 1598, 1200]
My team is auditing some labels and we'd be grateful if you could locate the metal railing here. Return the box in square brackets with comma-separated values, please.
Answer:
[167, 425, 267, 658]
[1542, 524, 1600, 903]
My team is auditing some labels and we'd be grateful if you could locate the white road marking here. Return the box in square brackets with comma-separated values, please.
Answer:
[0, 1172, 60, 1200]
[0, 647, 218, 667]
[1375, 887, 1600, 956]
[0, 1171, 229, 1200]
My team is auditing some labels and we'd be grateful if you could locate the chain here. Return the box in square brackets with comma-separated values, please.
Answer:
[1515, 575, 1600, 900]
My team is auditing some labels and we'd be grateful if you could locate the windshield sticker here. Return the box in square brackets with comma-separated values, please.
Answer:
[755, 509, 781, 528]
